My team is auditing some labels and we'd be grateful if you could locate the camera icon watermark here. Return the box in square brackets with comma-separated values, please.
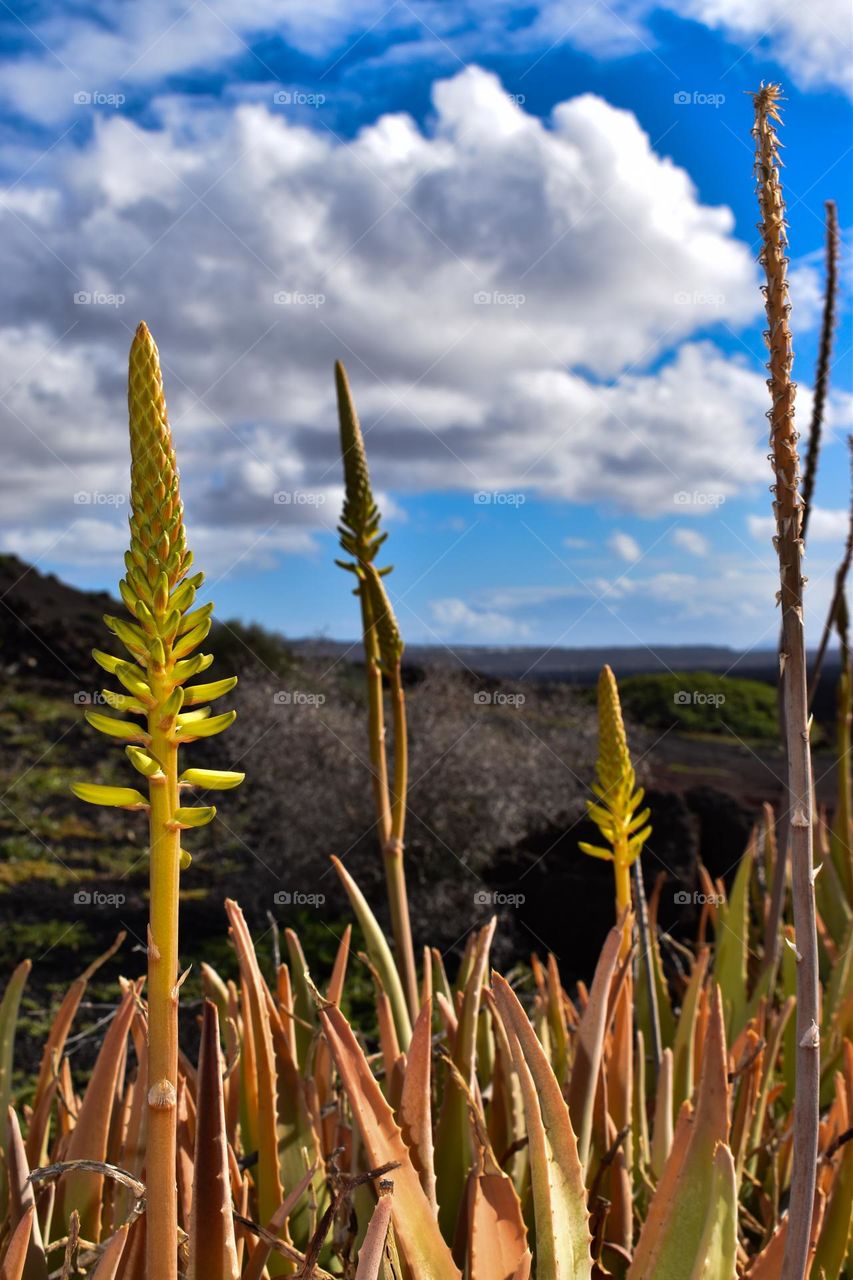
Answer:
[674, 690, 725, 708]
[74, 889, 126, 907]
[273, 889, 326, 906]
[272, 89, 326, 108]
[673, 90, 725, 108]
[73, 691, 109, 706]
[673, 290, 726, 307]
[473, 691, 525, 707]
[473, 491, 526, 507]
[74, 491, 126, 506]
[474, 889, 525, 907]
[473, 290, 526, 308]
[674, 890, 725, 906]
[272, 691, 326, 707]
[673, 491, 726, 508]
[73, 291, 126, 307]
[273, 291, 325, 308]
[273, 490, 326, 506]
[73, 90, 126, 108]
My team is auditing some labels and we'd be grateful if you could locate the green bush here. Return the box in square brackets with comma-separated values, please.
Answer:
[616, 671, 778, 740]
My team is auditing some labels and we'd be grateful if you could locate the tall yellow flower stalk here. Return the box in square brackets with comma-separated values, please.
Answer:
[335, 361, 418, 1020]
[753, 83, 819, 1280]
[580, 665, 650, 956]
[73, 323, 242, 1280]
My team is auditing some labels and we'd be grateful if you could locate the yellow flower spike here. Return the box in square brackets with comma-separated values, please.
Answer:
[583, 665, 651, 947]
[72, 322, 242, 1280]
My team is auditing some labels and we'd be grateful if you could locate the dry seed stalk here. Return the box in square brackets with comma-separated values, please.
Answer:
[752, 84, 819, 1280]
[73, 323, 242, 1279]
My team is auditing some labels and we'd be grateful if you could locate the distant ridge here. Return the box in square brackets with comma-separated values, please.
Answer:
[0, 553, 838, 687]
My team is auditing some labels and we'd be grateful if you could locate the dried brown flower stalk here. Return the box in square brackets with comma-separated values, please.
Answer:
[752, 83, 819, 1280]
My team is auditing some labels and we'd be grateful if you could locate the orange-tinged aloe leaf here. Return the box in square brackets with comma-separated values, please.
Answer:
[56, 986, 136, 1242]
[510, 1252, 532, 1280]
[672, 947, 710, 1118]
[5, 1109, 47, 1280]
[398, 999, 437, 1212]
[0, 960, 31, 1214]
[187, 1001, 239, 1280]
[283, 928, 316, 1071]
[319, 1003, 461, 1279]
[354, 1194, 393, 1280]
[435, 919, 495, 1241]
[90, 1225, 130, 1279]
[0, 1205, 35, 1280]
[462, 1122, 528, 1280]
[28, 935, 125, 1171]
[811, 1039, 853, 1280]
[491, 973, 592, 1279]
[242, 1165, 317, 1280]
[315, 926, 351, 1151]
[689, 1143, 737, 1280]
[650, 1048, 674, 1180]
[483, 991, 527, 1197]
[627, 987, 730, 1279]
[263, 985, 325, 1249]
[224, 902, 284, 1244]
[331, 858, 412, 1049]
[568, 921, 622, 1171]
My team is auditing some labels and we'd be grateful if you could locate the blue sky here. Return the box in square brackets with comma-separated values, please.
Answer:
[0, 1, 850, 653]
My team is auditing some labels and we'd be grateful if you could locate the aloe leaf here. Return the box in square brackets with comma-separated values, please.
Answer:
[187, 1002, 239, 1280]
[491, 974, 592, 1279]
[354, 1196, 393, 1280]
[627, 987, 731, 1278]
[319, 1003, 461, 1279]
[331, 857, 411, 1049]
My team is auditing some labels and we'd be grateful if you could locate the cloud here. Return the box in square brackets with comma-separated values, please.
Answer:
[608, 531, 642, 562]
[2, 0, 849, 132]
[0, 67, 774, 569]
[429, 596, 530, 639]
[671, 0, 853, 96]
[748, 507, 850, 545]
[672, 526, 709, 556]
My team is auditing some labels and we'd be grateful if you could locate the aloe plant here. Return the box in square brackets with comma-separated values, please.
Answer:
[580, 664, 651, 953]
[72, 322, 243, 1279]
[753, 84, 820, 1280]
[334, 361, 418, 1023]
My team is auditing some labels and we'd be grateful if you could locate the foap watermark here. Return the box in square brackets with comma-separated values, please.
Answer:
[473, 290, 526, 308]
[73, 291, 126, 307]
[74, 889, 126, 907]
[674, 690, 726, 708]
[473, 490, 526, 507]
[73, 90, 126, 109]
[673, 491, 726, 508]
[506, 92, 526, 106]
[74, 490, 126, 506]
[272, 691, 326, 707]
[273, 291, 325, 308]
[273, 490, 326, 506]
[674, 890, 725, 906]
[473, 691, 525, 707]
[273, 889, 326, 907]
[673, 90, 725, 108]
[474, 889, 525, 907]
[674, 290, 726, 307]
[273, 89, 326, 108]
[73, 691, 110, 707]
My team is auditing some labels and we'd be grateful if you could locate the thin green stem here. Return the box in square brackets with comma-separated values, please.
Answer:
[387, 664, 418, 1021]
[146, 675, 180, 1280]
